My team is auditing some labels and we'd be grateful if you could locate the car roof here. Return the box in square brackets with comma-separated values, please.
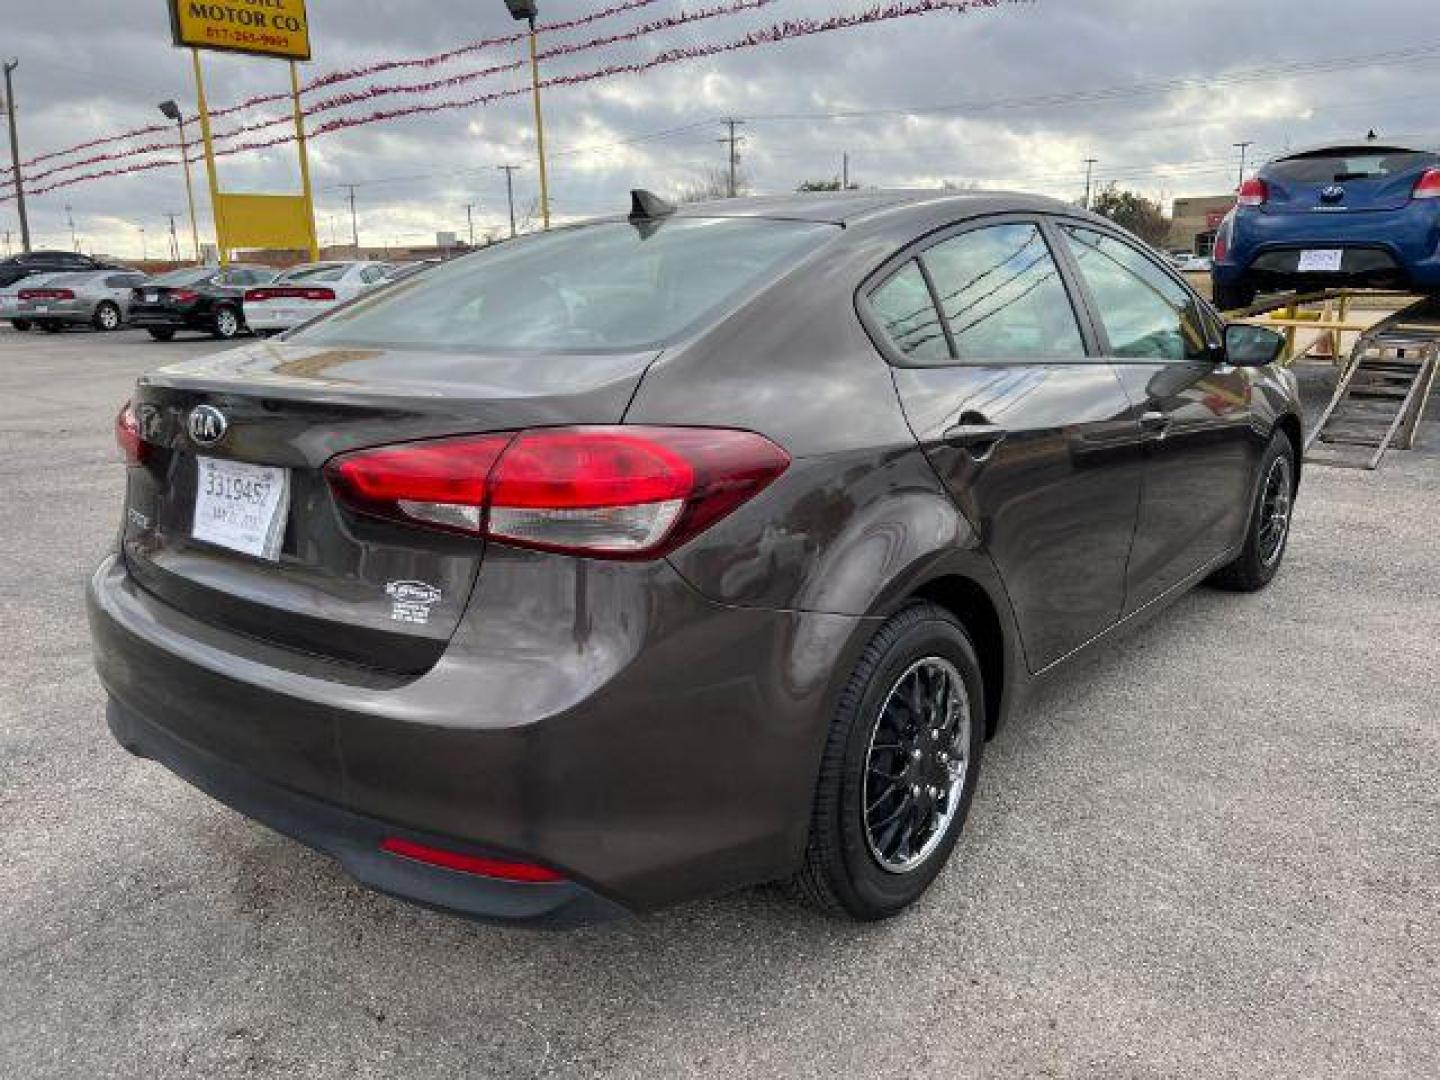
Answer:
[665, 189, 1078, 226]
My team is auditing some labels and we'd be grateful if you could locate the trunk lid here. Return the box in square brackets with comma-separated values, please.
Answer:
[123, 340, 660, 677]
[1262, 147, 1437, 214]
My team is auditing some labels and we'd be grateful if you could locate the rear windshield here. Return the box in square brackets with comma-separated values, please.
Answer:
[279, 264, 349, 283]
[291, 217, 836, 353]
[1268, 148, 1431, 183]
[150, 267, 216, 286]
[41, 272, 100, 286]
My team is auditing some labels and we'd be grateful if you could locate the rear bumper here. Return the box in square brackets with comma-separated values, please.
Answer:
[245, 304, 330, 331]
[128, 307, 211, 329]
[16, 301, 93, 323]
[1216, 203, 1440, 290]
[106, 697, 626, 926]
[87, 551, 864, 919]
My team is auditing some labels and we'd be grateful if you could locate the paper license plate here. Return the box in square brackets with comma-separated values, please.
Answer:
[1297, 249, 1343, 273]
[33, 305, 48, 313]
[144, 291, 159, 302]
[192, 456, 290, 560]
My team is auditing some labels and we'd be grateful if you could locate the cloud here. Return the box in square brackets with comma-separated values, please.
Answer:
[2, 0, 1436, 258]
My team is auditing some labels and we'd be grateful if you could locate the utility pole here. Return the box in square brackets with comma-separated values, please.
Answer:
[3, 59, 30, 252]
[1233, 141, 1253, 189]
[464, 202, 476, 247]
[718, 118, 745, 198]
[139, 226, 148, 262]
[165, 212, 181, 262]
[65, 204, 78, 251]
[842, 152, 849, 190]
[1082, 158, 1098, 210]
[343, 184, 360, 251]
[498, 165, 520, 238]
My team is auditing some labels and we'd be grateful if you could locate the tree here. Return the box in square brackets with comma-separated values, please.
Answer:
[1088, 184, 1169, 246]
[796, 177, 858, 192]
[675, 166, 750, 203]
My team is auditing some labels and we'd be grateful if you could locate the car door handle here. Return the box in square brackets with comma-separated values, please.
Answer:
[1140, 411, 1172, 440]
[942, 422, 1008, 460]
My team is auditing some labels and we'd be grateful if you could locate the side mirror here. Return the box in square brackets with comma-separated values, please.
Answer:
[1223, 322, 1285, 367]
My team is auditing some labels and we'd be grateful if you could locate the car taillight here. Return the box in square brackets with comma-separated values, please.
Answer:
[171, 289, 199, 302]
[115, 400, 148, 466]
[1237, 177, 1268, 207]
[325, 426, 790, 558]
[19, 288, 74, 300]
[1413, 168, 1440, 200]
[298, 287, 336, 301]
[244, 288, 269, 302]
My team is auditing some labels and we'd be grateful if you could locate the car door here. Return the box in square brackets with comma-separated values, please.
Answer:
[863, 216, 1143, 672]
[1054, 222, 1258, 613]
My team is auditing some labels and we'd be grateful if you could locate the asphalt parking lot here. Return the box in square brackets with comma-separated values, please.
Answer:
[1, 326, 1436, 1079]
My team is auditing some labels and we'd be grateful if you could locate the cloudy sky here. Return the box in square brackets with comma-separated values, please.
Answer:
[2, 0, 1436, 259]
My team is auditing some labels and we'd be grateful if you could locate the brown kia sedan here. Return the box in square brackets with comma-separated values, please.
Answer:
[88, 190, 1301, 925]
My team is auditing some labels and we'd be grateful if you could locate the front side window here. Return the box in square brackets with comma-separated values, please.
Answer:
[1061, 226, 1210, 362]
[869, 261, 950, 362]
[921, 222, 1086, 361]
[294, 218, 836, 354]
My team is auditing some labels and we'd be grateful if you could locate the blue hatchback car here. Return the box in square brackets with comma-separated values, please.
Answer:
[1212, 142, 1440, 309]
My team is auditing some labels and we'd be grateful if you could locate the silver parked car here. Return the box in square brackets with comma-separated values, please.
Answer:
[16, 269, 150, 332]
[1, 272, 65, 330]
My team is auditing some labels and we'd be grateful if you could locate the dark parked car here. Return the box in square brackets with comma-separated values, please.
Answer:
[1212, 141, 1440, 308]
[127, 264, 277, 340]
[90, 191, 1301, 925]
[0, 248, 120, 290]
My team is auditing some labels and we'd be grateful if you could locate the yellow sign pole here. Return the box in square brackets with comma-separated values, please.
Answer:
[190, 48, 227, 266]
[527, 21, 550, 230]
[288, 60, 320, 260]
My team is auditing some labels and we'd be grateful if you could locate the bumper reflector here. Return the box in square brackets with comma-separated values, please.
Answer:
[379, 836, 565, 883]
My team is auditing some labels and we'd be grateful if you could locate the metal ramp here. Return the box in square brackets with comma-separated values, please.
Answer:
[1305, 314, 1439, 470]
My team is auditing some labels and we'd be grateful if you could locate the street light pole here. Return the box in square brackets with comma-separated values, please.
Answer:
[1082, 158, 1098, 210]
[505, 2, 550, 229]
[3, 59, 31, 252]
[159, 101, 202, 263]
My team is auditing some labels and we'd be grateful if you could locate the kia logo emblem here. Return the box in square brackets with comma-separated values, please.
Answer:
[188, 404, 228, 446]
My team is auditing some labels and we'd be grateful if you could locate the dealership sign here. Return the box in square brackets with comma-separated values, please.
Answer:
[169, 0, 312, 61]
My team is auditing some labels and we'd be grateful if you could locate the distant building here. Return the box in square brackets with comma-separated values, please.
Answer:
[1167, 194, 1235, 255]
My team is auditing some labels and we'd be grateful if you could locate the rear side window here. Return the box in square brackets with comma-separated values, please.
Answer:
[280, 264, 349, 283]
[1268, 148, 1430, 183]
[921, 223, 1085, 361]
[869, 262, 950, 363]
[293, 218, 836, 353]
[1061, 226, 1210, 362]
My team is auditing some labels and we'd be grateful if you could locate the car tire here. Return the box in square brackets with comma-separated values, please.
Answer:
[211, 306, 241, 339]
[1213, 276, 1257, 311]
[38, 320, 63, 334]
[789, 601, 985, 920]
[92, 302, 122, 332]
[146, 328, 176, 342]
[1208, 431, 1297, 592]
[10, 319, 31, 331]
